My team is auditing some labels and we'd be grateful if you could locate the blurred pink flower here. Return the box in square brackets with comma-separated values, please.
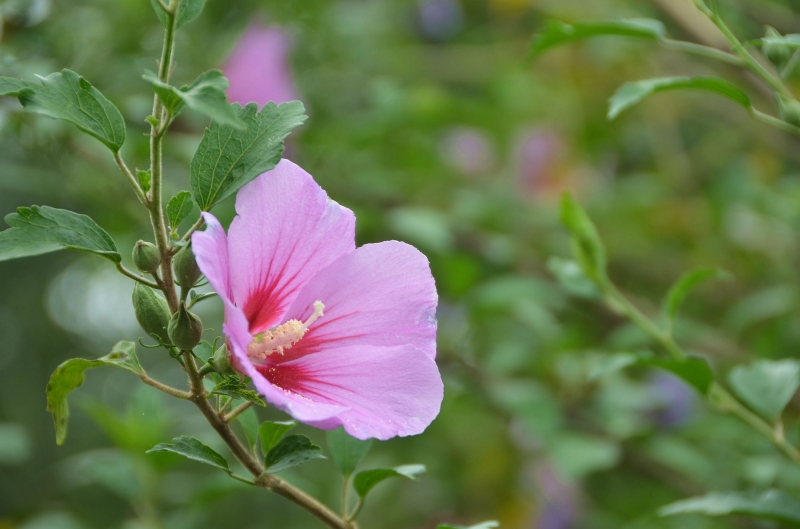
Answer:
[193, 160, 443, 440]
[439, 126, 495, 177]
[514, 129, 564, 195]
[222, 23, 300, 108]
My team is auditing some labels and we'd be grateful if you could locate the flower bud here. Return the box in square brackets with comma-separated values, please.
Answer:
[763, 26, 792, 67]
[174, 243, 202, 288]
[210, 344, 235, 374]
[132, 282, 171, 343]
[132, 240, 161, 273]
[168, 302, 204, 351]
[778, 96, 800, 127]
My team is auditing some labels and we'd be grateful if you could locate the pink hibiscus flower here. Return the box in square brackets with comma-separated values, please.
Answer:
[192, 160, 443, 440]
[222, 23, 301, 108]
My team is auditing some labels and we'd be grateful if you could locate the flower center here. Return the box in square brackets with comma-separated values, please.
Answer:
[247, 301, 324, 360]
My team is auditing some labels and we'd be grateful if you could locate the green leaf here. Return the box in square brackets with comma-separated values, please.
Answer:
[46, 341, 143, 445]
[649, 356, 714, 395]
[150, 0, 206, 28]
[190, 101, 307, 211]
[530, 19, 665, 57]
[259, 421, 296, 455]
[547, 257, 602, 299]
[659, 490, 800, 526]
[0, 77, 37, 95]
[663, 268, 729, 333]
[589, 352, 645, 380]
[210, 378, 266, 407]
[0, 205, 121, 263]
[729, 360, 800, 422]
[353, 464, 426, 501]
[137, 169, 152, 193]
[0, 70, 125, 151]
[326, 427, 373, 477]
[589, 351, 713, 394]
[237, 406, 259, 453]
[608, 76, 751, 120]
[192, 340, 214, 364]
[559, 193, 607, 286]
[264, 434, 325, 473]
[143, 69, 242, 128]
[167, 191, 194, 231]
[438, 522, 500, 529]
[147, 435, 229, 471]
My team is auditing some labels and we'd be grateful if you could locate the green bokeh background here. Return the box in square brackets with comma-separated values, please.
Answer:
[3, 0, 800, 528]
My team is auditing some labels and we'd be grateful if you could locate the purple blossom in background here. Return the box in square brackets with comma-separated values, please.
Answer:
[647, 372, 695, 428]
[416, 0, 464, 41]
[513, 128, 564, 196]
[223, 23, 300, 109]
[439, 126, 495, 177]
[535, 465, 579, 529]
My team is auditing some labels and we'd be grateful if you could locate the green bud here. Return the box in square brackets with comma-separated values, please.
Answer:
[132, 282, 171, 344]
[778, 96, 800, 127]
[210, 344, 235, 374]
[168, 302, 203, 351]
[132, 240, 161, 273]
[763, 26, 792, 67]
[174, 243, 202, 288]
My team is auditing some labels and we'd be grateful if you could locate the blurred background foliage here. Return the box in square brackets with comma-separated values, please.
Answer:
[3, 0, 800, 528]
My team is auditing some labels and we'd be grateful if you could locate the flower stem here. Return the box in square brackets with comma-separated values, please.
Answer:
[148, 9, 179, 313]
[137, 372, 191, 400]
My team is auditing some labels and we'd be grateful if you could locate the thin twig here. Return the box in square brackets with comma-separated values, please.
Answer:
[224, 401, 254, 423]
[137, 372, 191, 400]
[113, 151, 148, 206]
[662, 38, 744, 66]
[172, 216, 206, 255]
[116, 263, 162, 289]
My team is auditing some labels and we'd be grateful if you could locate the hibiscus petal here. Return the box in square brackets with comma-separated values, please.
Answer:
[280, 241, 438, 362]
[227, 159, 356, 333]
[192, 212, 232, 301]
[261, 344, 444, 440]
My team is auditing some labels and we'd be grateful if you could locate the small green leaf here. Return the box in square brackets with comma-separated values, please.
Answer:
[663, 268, 729, 333]
[147, 435, 229, 471]
[608, 76, 751, 120]
[547, 257, 602, 299]
[237, 406, 259, 453]
[559, 193, 607, 286]
[729, 360, 800, 422]
[589, 352, 647, 380]
[659, 490, 800, 526]
[530, 19, 665, 57]
[259, 421, 296, 455]
[210, 378, 266, 407]
[589, 351, 713, 394]
[137, 169, 152, 193]
[353, 464, 426, 501]
[648, 355, 714, 395]
[167, 191, 194, 231]
[0, 70, 125, 151]
[143, 70, 242, 128]
[437, 522, 500, 529]
[0, 205, 121, 263]
[326, 427, 373, 477]
[265, 434, 325, 473]
[191, 101, 307, 211]
[193, 340, 214, 364]
[46, 341, 143, 445]
[150, 0, 206, 28]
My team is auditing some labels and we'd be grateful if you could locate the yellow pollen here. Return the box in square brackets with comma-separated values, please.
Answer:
[247, 301, 324, 359]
